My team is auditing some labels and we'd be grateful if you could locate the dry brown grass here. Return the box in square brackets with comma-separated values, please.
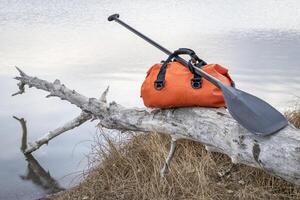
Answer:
[286, 105, 300, 129]
[52, 109, 300, 200]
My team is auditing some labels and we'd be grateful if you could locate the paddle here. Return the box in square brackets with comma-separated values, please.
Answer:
[108, 13, 288, 136]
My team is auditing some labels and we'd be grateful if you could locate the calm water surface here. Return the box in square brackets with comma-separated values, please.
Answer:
[1, 1, 300, 199]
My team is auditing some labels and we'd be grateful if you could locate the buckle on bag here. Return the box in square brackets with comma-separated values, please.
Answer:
[191, 77, 202, 89]
[154, 80, 165, 90]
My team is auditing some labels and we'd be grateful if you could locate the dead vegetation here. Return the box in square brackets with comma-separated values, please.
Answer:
[51, 108, 300, 200]
[286, 105, 300, 129]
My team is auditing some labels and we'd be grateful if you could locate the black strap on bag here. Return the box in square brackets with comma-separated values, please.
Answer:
[154, 48, 207, 90]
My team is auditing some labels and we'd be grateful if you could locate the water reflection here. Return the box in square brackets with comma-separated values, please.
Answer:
[14, 116, 64, 195]
[20, 154, 64, 194]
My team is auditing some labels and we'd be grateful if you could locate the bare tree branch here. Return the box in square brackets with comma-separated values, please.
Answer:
[24, 112, 92, 154]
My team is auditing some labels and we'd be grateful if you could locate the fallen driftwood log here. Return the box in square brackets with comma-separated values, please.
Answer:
[13, 67, 300, 185]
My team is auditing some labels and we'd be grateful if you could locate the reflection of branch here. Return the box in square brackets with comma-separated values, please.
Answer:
[20, 154, 64, 194]
[14, 116, 64, 194]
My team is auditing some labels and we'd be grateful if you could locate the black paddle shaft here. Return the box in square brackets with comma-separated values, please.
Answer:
[107, 14, 222, 88]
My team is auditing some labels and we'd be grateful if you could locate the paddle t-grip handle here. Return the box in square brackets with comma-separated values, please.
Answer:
[108, 14, 120, 21]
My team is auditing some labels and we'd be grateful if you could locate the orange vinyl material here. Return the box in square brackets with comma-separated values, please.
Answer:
[141, 62, 233, 108]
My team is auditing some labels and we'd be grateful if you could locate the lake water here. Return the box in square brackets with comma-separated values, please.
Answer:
[0, 1, 300, 199]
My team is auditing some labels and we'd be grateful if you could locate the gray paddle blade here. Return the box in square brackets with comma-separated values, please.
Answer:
[221, 85, 288, 136]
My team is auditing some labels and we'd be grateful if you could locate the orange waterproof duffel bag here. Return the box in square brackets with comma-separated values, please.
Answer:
[141, 48, 234, 108]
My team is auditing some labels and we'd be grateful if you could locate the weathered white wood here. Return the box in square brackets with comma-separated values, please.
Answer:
[13, 74, 110, 154]
[160, 137, 177, 177]
[24, 112, 91, 154]
[13, 67, 300, 185]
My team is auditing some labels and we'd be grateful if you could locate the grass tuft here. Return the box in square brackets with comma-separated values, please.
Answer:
[286, 105, 300, 129]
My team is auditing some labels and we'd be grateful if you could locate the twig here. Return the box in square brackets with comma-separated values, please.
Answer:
[24, 112, 91, 154]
